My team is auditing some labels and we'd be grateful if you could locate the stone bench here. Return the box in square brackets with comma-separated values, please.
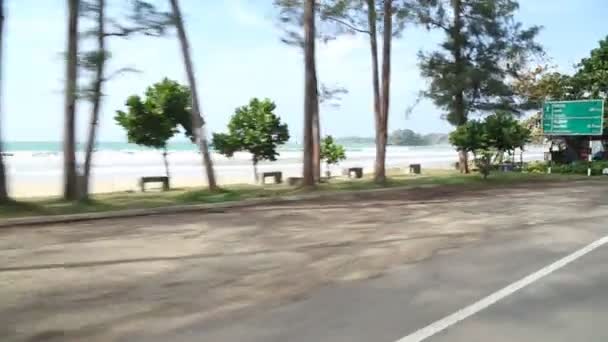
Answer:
[260, 171, 282, 185]
[287, 177, 303, 186]
[498, 163, 515, 172]
[409, 163, 421, 174]
[342, 167, 363, 179]
[139, 176, 169, 192]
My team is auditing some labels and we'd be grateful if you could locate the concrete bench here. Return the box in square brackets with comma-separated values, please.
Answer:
[287, 177, 303, 186]
[498, 163, 515, 172]
[139, 176, 169, 192]
[260, 171, 282, 185]
[409, 163, 422, 174]
[343, 167, 363, 179]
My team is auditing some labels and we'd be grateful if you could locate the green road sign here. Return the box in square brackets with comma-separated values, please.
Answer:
[542, 100, 605, 136]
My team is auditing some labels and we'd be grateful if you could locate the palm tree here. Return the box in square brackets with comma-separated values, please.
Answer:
[168, 0, 218, 190]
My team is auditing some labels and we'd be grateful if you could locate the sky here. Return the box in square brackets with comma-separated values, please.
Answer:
[3, 0, 607, 142]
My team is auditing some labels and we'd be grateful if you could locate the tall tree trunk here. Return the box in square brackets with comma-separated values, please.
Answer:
[81, 0, 106, 200]
[252, 158, 259, 183]
[0, 0, 8, 201]
[169, 0, 218, 191]
[162, 148, 170, 179]
[63, 0, 79, 200]
[376, 0, 392, 184]
[366, 0, 384, 183]
[302, 0, 317, 187]
[451, 0, 468, 173]
[312, 65, 321, 183]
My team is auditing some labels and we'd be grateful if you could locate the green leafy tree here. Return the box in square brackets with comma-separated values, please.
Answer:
[512, 66, 577, 108]
[514, 37, 608, 160]
[450, 113, 530, 178]
[320, 135, 346, 177]
[575, 36, 608, 100]
[449, 120, 491, 178]
[570, 36, 608, 157]
[571, 36, 608, 139]
[115, 79, 192, 179]
[212, 98, 290, 182]
[449, 121, 489, 155]
[144, 78, 193, 139]
[389, 129, 426, 146]
[485, 112, 530, 161]
[413, 0, 542, 173]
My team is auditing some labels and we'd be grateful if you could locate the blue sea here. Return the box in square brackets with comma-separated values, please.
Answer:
[1, 141, 545, 197]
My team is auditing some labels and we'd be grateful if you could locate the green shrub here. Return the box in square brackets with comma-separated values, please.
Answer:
[525, 161, 548, 173]
[525, 161, 608, 175]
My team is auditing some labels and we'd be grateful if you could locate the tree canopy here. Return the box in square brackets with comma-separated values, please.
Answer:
[576, 36, 608, 98]
[389, 129, 425, 146]
[388, 129, 448, 146]
[212, 98, 289, 180]
[513, 35, 608, 143]
[449, 120, 489, 155]
[414, 0, 543, 126]
[449, 112, 531, 178]
[115, 95, 175, 149]
[114, 78, 193, 178]
[144, 78, 194, 140]
[320, 135, 346, 166]
[115, 78, 192, 149]
[273, 0, 411, 46]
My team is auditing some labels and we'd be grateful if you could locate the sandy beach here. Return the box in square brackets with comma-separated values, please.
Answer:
[3, 145, 545, 198]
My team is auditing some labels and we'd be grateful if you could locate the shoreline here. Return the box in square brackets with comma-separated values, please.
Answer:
[2, 145, 545, 198]
[0, 171, 589, 222]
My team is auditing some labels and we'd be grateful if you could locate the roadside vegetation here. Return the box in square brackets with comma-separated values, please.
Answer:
[526, 161, 608, 175]
[0, 171, 592, 220]
[0, 1, 605, 211]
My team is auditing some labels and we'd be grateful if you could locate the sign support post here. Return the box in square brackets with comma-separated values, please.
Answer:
[546, 144, 552, 175]
[588, 138, 593, 177]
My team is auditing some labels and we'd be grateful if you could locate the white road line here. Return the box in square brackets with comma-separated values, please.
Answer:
[396, 235, 608, 342]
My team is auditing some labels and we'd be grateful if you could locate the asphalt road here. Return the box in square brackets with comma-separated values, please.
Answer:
[2, 181, 608, 342]
[164, 218, 608, 342]
[430, 239, 608, 342]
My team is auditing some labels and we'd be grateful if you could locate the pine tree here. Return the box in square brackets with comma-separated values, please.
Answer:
[412, 0, 542, 172]
[0, 0, 8, 201]
[300, 0, 409, 183]
[79, 0, 171, 199]
[63, 0, 80, 200]
[169, 0, 218, 190]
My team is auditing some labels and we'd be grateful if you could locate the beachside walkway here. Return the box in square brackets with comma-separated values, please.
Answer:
[1, 181, 608, 341]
